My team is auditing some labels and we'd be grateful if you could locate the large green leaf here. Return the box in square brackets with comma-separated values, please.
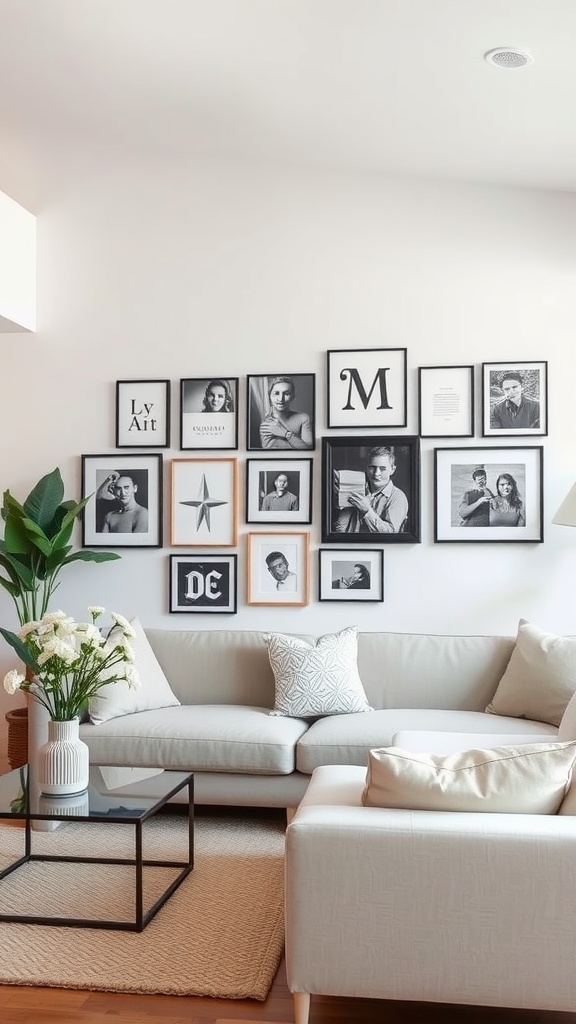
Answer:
[3, 517, 34, 556]
[0, 627, 39, 672]
[0, 549, 35, 588]
[45, 546, 72, 572]
[0, 577, 19, 599]
[23, 469, 64, 530]
[63, 550, 121, 565]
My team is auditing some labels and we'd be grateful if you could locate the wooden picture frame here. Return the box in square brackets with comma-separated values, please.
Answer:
[327, 348, 407, 429]
[482, 361, 548, 437]
[434, 446, 544, 543]
[81, 453, 163, 548]
[245, 458, 313, 525]
[246, 531, 310, 606]
[418, 365, 474, 438]
[321, 435, 420, 544]
[180, 377, 239, 450]
[171, 458, 237, 546]
[169, 554, 237, 614]
[115, 379, 170, 448]
[318, 548, 384, 602]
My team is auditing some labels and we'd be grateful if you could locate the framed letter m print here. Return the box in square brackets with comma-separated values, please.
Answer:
[327, 348, 407, 429]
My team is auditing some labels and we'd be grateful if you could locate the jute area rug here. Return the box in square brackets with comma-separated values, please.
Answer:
[0, 812, 285, 1000]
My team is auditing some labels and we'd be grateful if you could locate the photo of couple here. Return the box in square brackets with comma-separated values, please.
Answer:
[454, 465, 526, 528]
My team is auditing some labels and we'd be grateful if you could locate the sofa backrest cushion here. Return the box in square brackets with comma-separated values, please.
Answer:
[356, 631, 515, 711]
[145, 628, 315, 706]
[486, 620, 576, 727]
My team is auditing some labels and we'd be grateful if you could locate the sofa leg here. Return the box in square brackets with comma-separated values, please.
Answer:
[293, 991, 311, 1024]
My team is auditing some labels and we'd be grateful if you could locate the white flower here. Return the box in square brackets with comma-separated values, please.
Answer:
[88, 606, 105, 619]
[110, 612, 136, 638]
[124, 664, 140, 690]
[3, 669, 25, 695]
[18, 620, 41, 639]
[116, 638, 136, 663]
[75, 623, 103, 644]
[41, 611, 69, 625]
[36, 637, 77, 666]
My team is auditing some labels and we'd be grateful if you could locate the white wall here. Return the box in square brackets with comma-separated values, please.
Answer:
[2, 156, 576, 732]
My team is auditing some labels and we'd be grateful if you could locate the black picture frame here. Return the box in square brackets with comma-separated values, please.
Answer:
[169, 554, 237, 614]
[180, 376, 239, 450]
[246, 373, 315, 451]
[115, 379, 170, 448]
[321, 435, 420, 544]
[434, 446, 544, 543]
[418, 365, 474, 438]
[327, 348, 407, 429]
[318, 548, 384, 602]
[482, 361, 548, 437]
[81, 453, 163, 548]
[245, 458, 313, 525]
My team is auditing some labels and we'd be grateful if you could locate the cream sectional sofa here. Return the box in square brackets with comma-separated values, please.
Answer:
[66, 625, 561, 809]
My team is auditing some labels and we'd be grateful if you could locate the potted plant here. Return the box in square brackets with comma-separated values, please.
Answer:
[0, 467, 120, 766]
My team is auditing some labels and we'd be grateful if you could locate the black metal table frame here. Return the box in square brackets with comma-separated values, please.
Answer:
[0, 772, 194, 931]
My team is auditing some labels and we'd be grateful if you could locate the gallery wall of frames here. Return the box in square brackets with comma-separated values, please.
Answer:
[80, 355, 548, 615]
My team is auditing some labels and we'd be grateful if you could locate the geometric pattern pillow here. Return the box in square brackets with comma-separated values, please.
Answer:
[363, 741, 576, 814]
[485, 619, 576, 727]
[265, 625, 372, 718]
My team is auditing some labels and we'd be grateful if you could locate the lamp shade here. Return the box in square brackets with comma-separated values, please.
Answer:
[552, 483, 576, 527]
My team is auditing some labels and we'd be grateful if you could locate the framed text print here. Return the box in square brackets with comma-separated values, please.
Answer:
[116, 379, 170, 448]
[418, 365, 474, 438]
[82, 453, 163, 548]
[327, 348, 407, 429]
[171, 458, 237, 546]
[169, 554, 237, 614]
[434, 446, 544, 543]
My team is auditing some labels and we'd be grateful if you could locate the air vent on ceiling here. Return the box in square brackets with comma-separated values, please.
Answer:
[484, 47, 534, 69]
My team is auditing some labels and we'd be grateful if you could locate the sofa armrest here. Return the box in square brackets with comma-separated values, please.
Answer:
[285, 765, 576, 1011]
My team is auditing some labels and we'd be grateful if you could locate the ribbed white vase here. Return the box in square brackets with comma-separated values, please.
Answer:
[38, 718, 89, 796]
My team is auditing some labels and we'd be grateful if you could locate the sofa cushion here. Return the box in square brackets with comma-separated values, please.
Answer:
[89, 618, 180, 725]
[362, 741, 576, 814]
[81, 704, 309, 774]
[265, 626, 371, 718]
[486, 620, 576, 727]
[296, 708, 555, 774]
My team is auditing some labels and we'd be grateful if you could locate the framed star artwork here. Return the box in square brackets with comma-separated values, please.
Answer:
[170, 458, 238, 546]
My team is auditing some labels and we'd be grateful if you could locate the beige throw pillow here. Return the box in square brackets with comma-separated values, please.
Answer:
[485, 620, 576, 727]
[265, 625, 372, 717]
[89, 617, 180, 725]
[362, 741, 576, 814]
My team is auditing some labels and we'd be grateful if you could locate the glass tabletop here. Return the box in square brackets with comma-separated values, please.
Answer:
[0, 764, 192, 822]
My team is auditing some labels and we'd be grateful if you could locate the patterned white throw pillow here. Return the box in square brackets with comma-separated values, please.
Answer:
[264, 626, 372, 718]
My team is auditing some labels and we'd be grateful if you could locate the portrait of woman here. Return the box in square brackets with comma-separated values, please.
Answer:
[247, 373, 315, 451]
[202, 379, 235, 413]
[490, 472, 525, 527]
[180, 376, 238, 450]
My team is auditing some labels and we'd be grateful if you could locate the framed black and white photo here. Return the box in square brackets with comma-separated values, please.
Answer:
[246, 458, 313, 524]
[171, 458, 237, 546]
[180, 377, 238, 450]
[169, 554, 237, 614]
[327, 348, 407, 429]
[246, 373, 315, 451]
[321, 435, 420, 544]
[247, 531, 309, 606]
[482, 361, 547, 437]
[116, 379, 170, 448]
[81, 453, 163, 548]
[318, 548, 383, 602]
[418, 365, 474, 438]
[434, 446, 544, 543]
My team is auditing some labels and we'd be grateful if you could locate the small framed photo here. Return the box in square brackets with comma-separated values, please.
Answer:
[434, 446, 544, 543]
[482, 361, 547, 437]
[81, 454, 163, 548]
[180, 377, 239, 450]
[247, 531, 310, 606]
[246, 373, 315, 451]
[418, 365, 474, 438]
[115, 379, 170, 448]
[327, 348, 407, 429]
[169, 554, 237, 614]
[322, 435, 420, 544]
[318, 548, 383, 602]
[246, 458, 313, 524]
[171, 458, 237, 546]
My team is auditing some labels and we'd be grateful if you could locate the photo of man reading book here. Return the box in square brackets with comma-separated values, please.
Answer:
[332, 446, 408, 534]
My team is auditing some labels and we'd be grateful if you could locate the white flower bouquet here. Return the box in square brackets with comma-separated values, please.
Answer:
[1, 607, 139, 721]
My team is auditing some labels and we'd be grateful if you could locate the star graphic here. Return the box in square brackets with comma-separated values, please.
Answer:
[180, 474, 228, 531]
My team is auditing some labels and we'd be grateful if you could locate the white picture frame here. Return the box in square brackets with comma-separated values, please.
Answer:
[246, 532, 310, 606]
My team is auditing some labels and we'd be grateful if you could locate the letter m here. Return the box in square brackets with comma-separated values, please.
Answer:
[340, 367, 392, 411]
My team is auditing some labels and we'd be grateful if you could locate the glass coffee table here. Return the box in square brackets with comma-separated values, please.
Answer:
[0, 763, 194, 931]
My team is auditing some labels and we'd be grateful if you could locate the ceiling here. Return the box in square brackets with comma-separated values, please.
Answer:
[1, 0, 576, 193]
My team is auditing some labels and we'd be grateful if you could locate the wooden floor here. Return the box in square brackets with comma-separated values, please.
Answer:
[1, 963, 576, 1024]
